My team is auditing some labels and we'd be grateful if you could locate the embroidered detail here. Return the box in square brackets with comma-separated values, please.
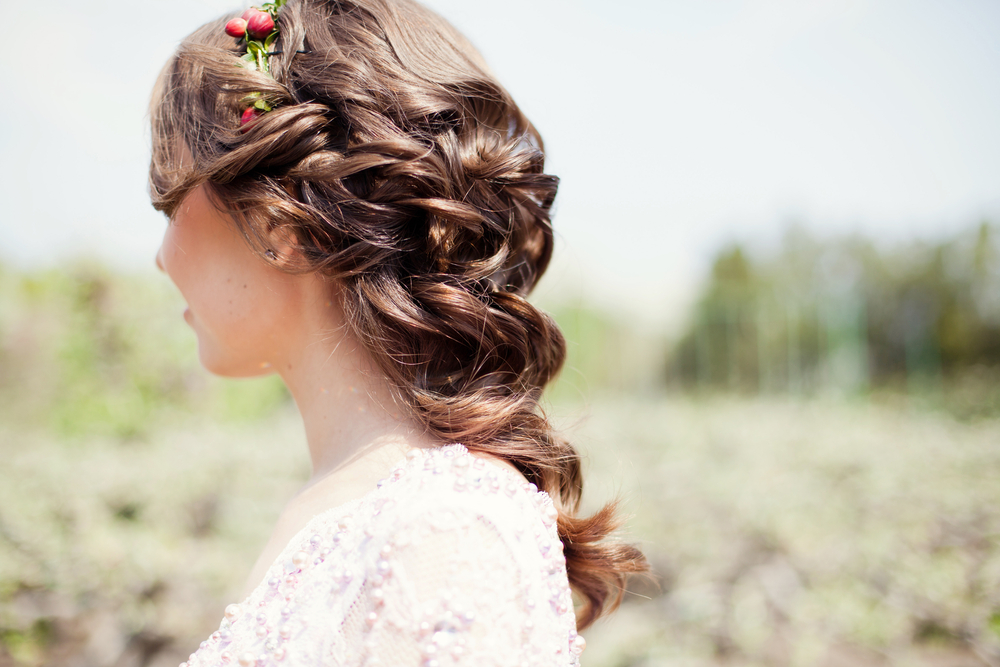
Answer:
[183, 445, 582, 667]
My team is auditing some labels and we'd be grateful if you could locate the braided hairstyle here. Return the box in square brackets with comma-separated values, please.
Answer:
[149, 0, 646, 629]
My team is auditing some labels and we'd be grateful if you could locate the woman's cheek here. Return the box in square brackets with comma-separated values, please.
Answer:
[199, 266, 297, 376]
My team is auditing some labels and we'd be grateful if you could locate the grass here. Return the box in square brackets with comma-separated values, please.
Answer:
[574, 394, 1000, 667]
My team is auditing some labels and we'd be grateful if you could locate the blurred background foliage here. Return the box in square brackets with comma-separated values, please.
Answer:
[1, 222, 1000, 667]
[668, 223, 1000, 419]
[0, 264, 289, 440]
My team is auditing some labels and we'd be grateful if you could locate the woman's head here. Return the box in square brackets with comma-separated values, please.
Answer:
[150, 0, 645, 628]
[150, 0, 561, 408]
[150, 0, 557, 285]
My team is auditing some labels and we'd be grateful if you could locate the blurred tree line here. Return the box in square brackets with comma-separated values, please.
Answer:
[667, 222, 1000, 417]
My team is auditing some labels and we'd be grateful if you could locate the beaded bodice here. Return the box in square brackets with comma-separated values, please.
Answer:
[180, 444, 585, 667]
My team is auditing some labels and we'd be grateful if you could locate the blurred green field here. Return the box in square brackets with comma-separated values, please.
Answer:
[576, 396, 1000, 667]
[1, 262, 999, 667]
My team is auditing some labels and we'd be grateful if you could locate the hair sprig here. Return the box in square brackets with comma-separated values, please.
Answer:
[224, 1, 288, 126]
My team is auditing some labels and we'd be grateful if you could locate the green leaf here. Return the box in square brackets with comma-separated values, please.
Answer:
[264, 32, 278, 50]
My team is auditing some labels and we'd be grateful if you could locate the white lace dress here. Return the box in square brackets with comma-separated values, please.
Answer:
[179, 444, 586, 667]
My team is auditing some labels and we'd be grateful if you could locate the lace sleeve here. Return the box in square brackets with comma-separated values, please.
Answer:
[344, 501, 577, 667]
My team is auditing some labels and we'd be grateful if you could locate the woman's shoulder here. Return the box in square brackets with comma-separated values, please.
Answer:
[372, 444, 562, 542]
[285, 444, 562, 559]
[339, 444, 582, 665]
[336, 444, 573, 605]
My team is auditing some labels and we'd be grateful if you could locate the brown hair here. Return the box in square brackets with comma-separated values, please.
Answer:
[149, 0, 646, 629]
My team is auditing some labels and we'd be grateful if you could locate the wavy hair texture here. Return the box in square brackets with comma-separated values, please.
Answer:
[149, 0, 647, 629]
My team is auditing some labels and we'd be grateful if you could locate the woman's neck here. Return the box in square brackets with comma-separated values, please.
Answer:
[270, 277, 439, 486]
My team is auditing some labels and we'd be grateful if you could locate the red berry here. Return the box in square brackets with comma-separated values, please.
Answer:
[240, 107, 261, 127]
[245, 10, 275, 39]
[224, 18, 248, 38]
[241, 9, 256, 21]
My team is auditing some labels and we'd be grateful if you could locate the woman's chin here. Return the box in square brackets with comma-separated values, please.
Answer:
[197, 347, 275, 378]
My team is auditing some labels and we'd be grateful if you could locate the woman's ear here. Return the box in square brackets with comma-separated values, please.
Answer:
[263, 224, 303, 270]
[260, 178, 311, 269]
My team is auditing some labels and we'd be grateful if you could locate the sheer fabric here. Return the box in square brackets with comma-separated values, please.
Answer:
[180, 444, 584, 667]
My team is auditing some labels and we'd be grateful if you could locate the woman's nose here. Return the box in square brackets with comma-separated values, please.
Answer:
[155, 245, 165, 272]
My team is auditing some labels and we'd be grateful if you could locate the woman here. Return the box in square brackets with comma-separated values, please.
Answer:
[151, 0, 646, 665]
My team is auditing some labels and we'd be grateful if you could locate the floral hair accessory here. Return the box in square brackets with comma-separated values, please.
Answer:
[225, 1, 287, 127]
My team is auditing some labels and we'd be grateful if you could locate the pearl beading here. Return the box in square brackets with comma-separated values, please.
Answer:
[179, 444, 582, 667]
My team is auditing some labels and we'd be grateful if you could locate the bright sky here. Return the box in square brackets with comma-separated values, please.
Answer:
[3, 0, 999, 322]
